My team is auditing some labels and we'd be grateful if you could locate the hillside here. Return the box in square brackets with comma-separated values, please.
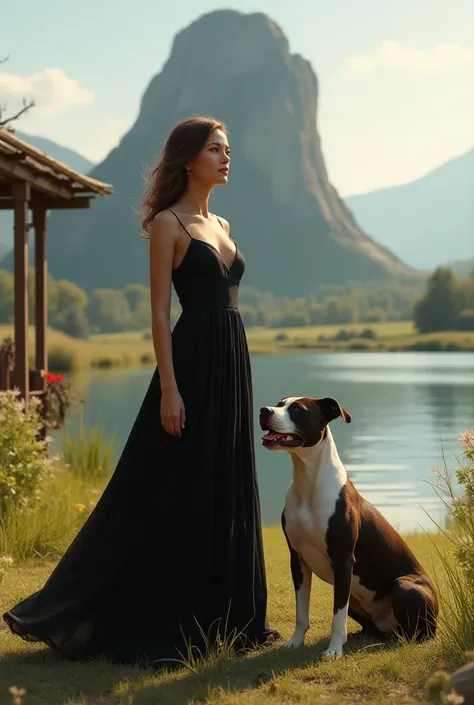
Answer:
[448, 258, 474, 279]
[0, 131, 95, 254]
[345, 149, 474, 270]
[3, 10, 409, 295]
[14, 131, 95, 174]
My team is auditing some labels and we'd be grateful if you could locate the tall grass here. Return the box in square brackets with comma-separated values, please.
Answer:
[0, 407, 115, 560]
[60, 410, 115, 481]
[427, 428, 474, 662]
[0, 469, 103, 560]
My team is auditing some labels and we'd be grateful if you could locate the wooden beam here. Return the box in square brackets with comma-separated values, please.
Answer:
[13, 180, 30, 401]
[33, 205, 47, 377]
[0, 195, 92, 210]
[0, 154, 74, 199]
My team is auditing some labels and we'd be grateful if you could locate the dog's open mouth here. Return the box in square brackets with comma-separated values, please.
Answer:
[261, 431, 303, 448]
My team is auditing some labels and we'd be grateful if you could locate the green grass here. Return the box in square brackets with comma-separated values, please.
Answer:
[1, 321, 473, 375]
[60, 411, 116, 481]
[0, 470, 105, 561]
[0, 325, 154, 372]
[246, 322, 474, 354]
[0, 529, 454, 705]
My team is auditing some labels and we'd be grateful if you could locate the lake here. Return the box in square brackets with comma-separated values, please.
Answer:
[61, 352, 474, 534]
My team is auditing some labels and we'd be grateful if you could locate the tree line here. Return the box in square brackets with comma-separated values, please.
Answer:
[414, 267, 474, 333]
[0, 266, 472, 337]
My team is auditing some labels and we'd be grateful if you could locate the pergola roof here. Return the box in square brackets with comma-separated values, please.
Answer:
[0, 128, 113, 406]
[0, 128, 112, 202]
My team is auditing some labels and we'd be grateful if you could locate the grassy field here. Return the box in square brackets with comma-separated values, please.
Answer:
[0, 529, 454, 705]
[1, 321, 473, 373]
[0, 325, 154, 372]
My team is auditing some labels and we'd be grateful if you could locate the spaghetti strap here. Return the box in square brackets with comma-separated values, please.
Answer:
[168, 209, 194, 239]
[216, 216, 235, 243]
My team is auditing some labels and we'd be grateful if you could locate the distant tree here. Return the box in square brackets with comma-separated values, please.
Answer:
[86, 289, 130, 333]
[458, 309, 474, 331]
[130, 300, 152, 330]
[362, 307, 388, 323]
[123, 284, 150, 330]
[414, 267, 461, 333]
[323, 296, 359, 324]
[61, 307, 91, 339]
[239, 305, 259, 327]
[50, 279, 88, 331]
[123, 283, 149, 311]
[278, 310, 311, 327]
[0, 55, 35, 127]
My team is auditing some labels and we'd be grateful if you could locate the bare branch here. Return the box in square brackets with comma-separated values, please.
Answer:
[0, 99, 36, 127]
[0, 53, 35, 128]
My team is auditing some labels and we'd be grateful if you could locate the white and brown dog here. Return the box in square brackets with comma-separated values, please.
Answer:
[259, 396, 439, 658]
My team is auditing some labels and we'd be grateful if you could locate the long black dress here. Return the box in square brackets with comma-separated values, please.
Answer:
[3, 213, 278, 667]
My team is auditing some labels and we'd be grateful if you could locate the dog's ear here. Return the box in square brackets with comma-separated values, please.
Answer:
[316, 397, 351, 424]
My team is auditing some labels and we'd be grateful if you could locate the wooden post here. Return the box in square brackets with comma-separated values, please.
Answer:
[33, 205, 47, 381]
[13, 180, 30, 400]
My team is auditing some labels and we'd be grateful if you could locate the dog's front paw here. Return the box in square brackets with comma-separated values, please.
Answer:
[322, 642, 344, 658]
[282, 633, 305, 649]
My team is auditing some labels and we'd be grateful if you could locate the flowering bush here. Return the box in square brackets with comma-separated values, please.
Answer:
[0, 390, 54, 511]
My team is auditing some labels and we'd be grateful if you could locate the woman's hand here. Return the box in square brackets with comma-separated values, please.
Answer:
[161, 387, 186, 437]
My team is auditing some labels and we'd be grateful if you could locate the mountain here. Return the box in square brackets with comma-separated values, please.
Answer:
[448, 258, 474, 279]
[14, 131, 95, 175]
[0, 131, 96, 255]
[345, 149, 474, 270]
[1, 10, 409, 295]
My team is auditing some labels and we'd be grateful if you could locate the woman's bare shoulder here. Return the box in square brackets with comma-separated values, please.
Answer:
[150, 210, 181, 240]
[215, 214, 231, 236]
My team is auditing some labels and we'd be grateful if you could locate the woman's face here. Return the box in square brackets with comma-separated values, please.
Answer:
[188, 129, 230, 186]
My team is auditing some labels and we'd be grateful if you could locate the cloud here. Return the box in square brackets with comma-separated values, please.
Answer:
[0, 67, 94, 116]
[344, 41, 474, 75]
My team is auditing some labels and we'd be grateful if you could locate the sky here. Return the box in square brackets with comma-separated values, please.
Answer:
[1, 0, 473, 196]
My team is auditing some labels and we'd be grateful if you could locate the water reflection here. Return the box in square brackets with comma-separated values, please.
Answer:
[58, 352, 473, 534]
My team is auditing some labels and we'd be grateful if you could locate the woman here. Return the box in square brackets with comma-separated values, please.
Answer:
[3, 116, 279, 667]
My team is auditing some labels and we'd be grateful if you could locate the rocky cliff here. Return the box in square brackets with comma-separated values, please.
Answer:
[4, 10, 410, 294]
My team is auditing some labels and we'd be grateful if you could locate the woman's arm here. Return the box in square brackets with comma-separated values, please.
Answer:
[149, 212, 185, 436]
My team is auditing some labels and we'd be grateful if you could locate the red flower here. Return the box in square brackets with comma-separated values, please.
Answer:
[44, 372, 64, 384]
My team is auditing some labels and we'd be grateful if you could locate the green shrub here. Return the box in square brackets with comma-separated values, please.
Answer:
[359, 327, 377, 340]
[0, 390, 53, 512]
[92, 357, 114, 368]
[48, 345, 80, 371]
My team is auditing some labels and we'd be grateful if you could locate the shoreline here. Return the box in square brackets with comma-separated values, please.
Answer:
[1, 322, 473, 372]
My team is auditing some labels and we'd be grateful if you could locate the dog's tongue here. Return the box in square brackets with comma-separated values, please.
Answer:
[263, 432, 282, 440]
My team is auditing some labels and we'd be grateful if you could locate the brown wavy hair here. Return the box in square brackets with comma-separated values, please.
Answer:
[141, 116, 226, 235]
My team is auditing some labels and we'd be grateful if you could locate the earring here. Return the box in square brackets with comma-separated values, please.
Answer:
[185, 166, 191, 175]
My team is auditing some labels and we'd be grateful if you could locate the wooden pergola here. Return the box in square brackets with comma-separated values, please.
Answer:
[0, 129, 113, 401]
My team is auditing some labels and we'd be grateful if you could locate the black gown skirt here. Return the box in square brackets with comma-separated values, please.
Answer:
[3, 229, 279, 667]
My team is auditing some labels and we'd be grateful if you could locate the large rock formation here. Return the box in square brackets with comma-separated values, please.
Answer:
[5, 10, 410, 294]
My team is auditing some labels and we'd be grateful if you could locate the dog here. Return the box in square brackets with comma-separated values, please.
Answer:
[259, 396, 439, 658]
